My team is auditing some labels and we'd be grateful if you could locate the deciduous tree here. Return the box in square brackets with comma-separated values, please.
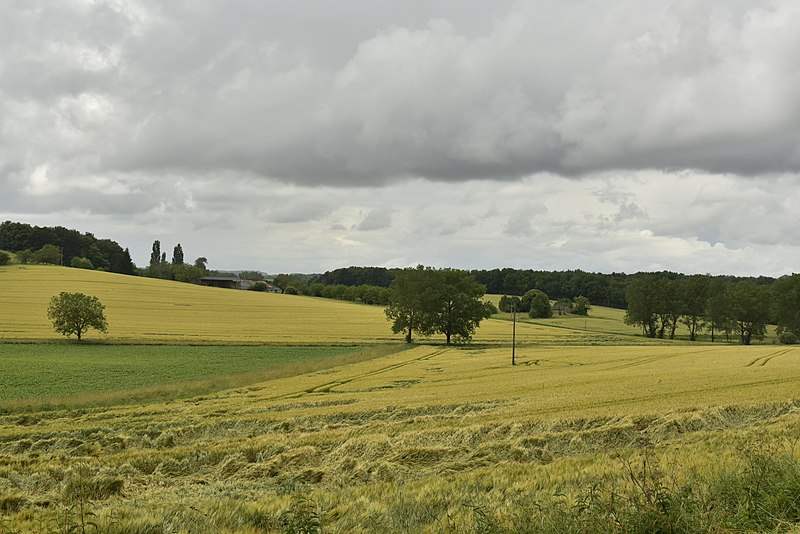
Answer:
[16, 249, 33, 264]
[729, 281, 770, 345]
[624, 276, 659, 337]
[70, 257, 94, 269]
[47, 292, 108, 341]
[705, 281, 733, 342]
[523, 289, 552, 319]
[386, 266, 492, 344]
[498, 295, 522, 313]
[654, 278, 683, 339]
[428, 269, 494, 345]
[571, 296, 591, 316]
[773, 274, 800, 342]
[385, 265, 434, 343]
[34, 244, 62, 265]
[681, 275, 709, 341]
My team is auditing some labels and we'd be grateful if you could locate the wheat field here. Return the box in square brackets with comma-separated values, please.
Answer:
[1, 344, 799, 531]
[1, 265, 798, 532]
[0, 265, 644, 345]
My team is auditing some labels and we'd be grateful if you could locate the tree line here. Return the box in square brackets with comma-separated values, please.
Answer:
[309, 267, 629, 309]
[142, 239, 211, 282]
[304, 266, 624, 308]
[313, 266, 396, 288]
[624, 273, 800, 345]
[309, 266, 782, 314]
[260, 273, 391, 305]
[470, 268, 628, 308]
[0, 221, 135, 274]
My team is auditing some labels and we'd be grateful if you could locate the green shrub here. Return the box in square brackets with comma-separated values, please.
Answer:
[251, 281, 269, 291]
[0, 492, 26, 514]
[280, 496, 322, 533]
[16, 249, 33, 264]
[70, 256, 94, 269]
[778, 331, 799, 344]
[498, 295, 522, 313]
[524, 290, 552, 318]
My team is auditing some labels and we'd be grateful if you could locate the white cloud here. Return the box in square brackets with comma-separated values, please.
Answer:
[2, 1, 800, 276]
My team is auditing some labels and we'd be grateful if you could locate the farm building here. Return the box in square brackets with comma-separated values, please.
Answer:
[195, 276, 246, 290]
[194, 276, 283, 292]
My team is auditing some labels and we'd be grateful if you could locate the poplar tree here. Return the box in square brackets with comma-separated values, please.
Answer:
[172, 243, 184, 265]
[149, 240, 161, 267]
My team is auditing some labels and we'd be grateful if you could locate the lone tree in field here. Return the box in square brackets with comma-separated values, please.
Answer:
[385, 265, 493, 344]
[47, 292, 108, 341]
[385, 265, 434, 343]
[429, 268, 494, 344]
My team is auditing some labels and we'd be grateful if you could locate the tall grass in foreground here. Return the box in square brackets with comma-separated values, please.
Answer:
[3, 440, 797, 533]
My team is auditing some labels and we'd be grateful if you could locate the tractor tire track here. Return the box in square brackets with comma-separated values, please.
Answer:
[600, 348, 713, 371]
[276, 347, 449, 399]
[746, 348, 795, 367]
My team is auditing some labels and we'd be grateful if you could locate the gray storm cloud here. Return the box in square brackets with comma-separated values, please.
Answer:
[3, 1, 800, 277]
[2, 0, 799, 190]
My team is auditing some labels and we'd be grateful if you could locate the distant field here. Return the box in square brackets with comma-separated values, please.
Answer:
[0, 344, 403, 407]
[0, 265, 655, 345]
[1, 344, 798, 531]
[487, 294, 778, 342]
[487, 296, 643, 336]
[0, 265, 398, 344]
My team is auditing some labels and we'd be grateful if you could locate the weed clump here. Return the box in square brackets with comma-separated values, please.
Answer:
[451, 440, 800, 534]
[0, 493, 26, 514]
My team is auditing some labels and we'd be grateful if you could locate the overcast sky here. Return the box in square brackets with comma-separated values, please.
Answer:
[2, 1, 799, 276]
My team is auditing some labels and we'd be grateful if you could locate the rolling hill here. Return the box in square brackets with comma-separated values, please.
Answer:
[0, 264, 642, 345]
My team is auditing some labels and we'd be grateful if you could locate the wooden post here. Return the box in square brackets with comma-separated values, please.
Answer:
[512, 302, 516, 366]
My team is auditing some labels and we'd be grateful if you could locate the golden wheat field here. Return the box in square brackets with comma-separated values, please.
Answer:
[1, 344, 799, 531]
[0, 265, 642, 345]
[0, 265, 391, 344]
[1, 265, 799, 532]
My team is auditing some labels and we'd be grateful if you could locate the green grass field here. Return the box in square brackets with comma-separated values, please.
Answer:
[0, 344, 408, 408]
[0, 265, 798, 532]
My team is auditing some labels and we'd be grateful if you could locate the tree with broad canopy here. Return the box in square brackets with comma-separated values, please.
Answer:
[47, 292, 108, 341]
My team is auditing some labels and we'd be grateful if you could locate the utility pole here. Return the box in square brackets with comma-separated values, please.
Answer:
[511, 301, 517, 365]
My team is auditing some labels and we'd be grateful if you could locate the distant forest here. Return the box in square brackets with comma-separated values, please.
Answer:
[0, 221, 135, 275]
[311, 266, 776, 309]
